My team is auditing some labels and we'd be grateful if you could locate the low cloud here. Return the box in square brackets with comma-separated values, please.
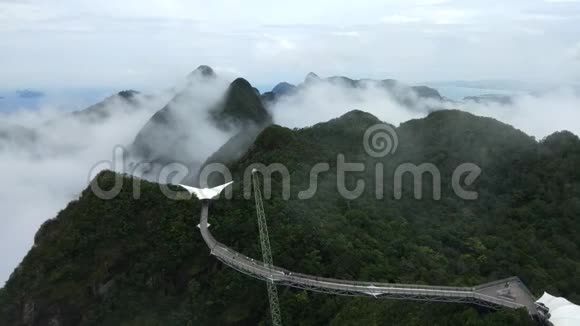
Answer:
[2, 74, 580, 287]
[124, 75, 235, 181]
[568, 42, 580, 61]
[454, 88, 580, 139]
[0, 93, 166, 285]
[0, 77, 296, 286]
[271, 81, 428, 129]
[271, 79, 580, 140]
[381, 15, 422, 24]
[0, 77, 234, 285]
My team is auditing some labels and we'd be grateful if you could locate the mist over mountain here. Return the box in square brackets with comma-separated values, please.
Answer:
[187, 65, 216, 80]
[209, 78, 272, 130]
[0, 122, 38, 151]
[3, 0, 580, 323]
[1, 64, 580, 325]
[68, 90, 142, 123]
[0, 88, 172, 286]
[0, 89, 108, 115]
[1, 109, 579, 325]
[128, 67, 272, 182]
[128, 67, 229, 169]
[272, 82, 297, 95]
[262, 73, 444, 112]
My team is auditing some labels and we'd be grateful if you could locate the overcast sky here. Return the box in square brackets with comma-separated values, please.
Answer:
[1, 0, 579, 89]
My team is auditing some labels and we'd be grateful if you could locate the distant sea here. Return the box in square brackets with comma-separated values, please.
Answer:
[0, 84, 524, 114]
[427, 86, 518, 101]
[0, 88, 115, 113]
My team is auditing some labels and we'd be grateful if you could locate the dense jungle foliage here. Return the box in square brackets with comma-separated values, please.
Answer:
[1, 109, 579, 325]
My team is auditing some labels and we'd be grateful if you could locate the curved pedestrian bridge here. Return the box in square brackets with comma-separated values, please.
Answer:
[198, 202, 539, 316]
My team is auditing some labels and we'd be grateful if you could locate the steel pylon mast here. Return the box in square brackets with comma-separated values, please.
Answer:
[252, 171, 282, 326]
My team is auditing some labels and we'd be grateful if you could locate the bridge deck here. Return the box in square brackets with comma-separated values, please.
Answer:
[199, 203, 538, 315]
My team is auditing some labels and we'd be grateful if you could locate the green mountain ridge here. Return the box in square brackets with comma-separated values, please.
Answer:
[210, 78, 272, 131]
[69, 90, 141, 124]
[1, 109, 579, 325]
[262, 73, 444, 108]
[129, 73, 271, 167]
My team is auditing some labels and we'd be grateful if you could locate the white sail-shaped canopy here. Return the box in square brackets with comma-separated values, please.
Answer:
[179, 181, 233, 200]
[537, 292, 580, 326]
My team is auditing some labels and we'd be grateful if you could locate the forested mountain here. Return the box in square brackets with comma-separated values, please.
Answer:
[0, 90, 146, 153]
[127, 66, 223, 166]
[209, 78, 272, 131]
[128, 68, 271, 172]
[1, 109, 578, 325]
[68, 90, 141, 124]
[262, 73, 444, 108]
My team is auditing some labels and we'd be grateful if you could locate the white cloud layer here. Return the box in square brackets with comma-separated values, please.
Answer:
[272, 80, 580, 139]
[1, 72, 580, 286]
[1, 0, 580, 288]
[0, 0, 579, 88]
[0, 91, 172, 285]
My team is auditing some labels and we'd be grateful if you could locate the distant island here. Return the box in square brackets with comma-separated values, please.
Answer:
[16, 89, 45, 99]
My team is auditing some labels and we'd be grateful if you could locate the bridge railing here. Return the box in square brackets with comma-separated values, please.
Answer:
[209, 237, 476, 294]
[201, 209, 533, 308]
[201, 213, 526, 310]
[202, 209, 472, 293]
[213, 241, 527, 310]
[210, 238, 470, 290]
[474, 277, 520, 290]
[474, 276, 537, 308]
[473, 293, 524, 309]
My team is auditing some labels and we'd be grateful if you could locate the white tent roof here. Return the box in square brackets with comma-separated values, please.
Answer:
[537, 292, 580, 326]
